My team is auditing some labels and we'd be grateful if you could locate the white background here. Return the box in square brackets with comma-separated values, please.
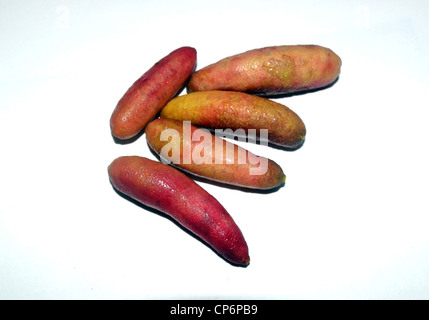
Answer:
[1, 0, 429, 299]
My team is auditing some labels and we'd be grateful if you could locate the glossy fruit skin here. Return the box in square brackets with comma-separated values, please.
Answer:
[160, 90, 306, 149]
[187, 45, 341, 96]
[108, 156, 250, 266]
[110, 46, 197, 140]
[145, 118, 286, 190]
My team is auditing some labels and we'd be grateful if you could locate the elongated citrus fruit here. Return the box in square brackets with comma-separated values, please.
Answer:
[145, 118, 286, 190]
[188, 45, 341, 95]
[161, 90, 306, 149]
[108, 156, 250, 266]
[110, 46, 197, 140]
